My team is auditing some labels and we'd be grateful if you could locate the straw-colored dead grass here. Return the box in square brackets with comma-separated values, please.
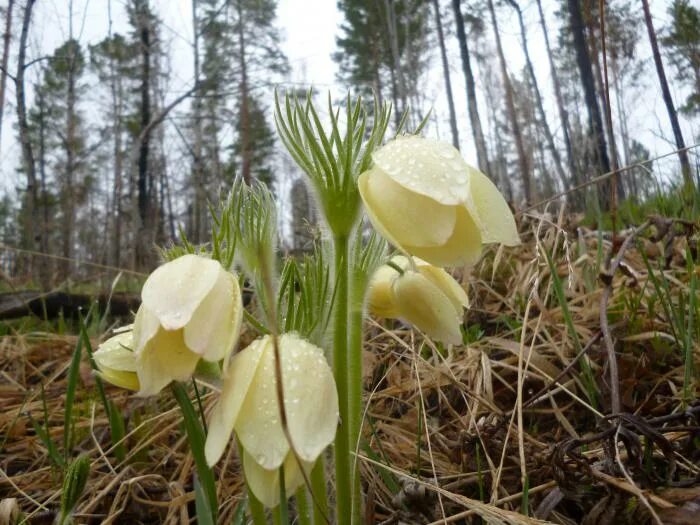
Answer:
[1, 212, 698, 524]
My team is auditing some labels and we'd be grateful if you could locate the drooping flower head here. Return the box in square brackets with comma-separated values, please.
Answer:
[132, 254, 243, 396]
[358, 136, 519, 267]
[93, 326, 139, 391]
[367, 256, 469, 345]
[205, 333, 338, 507]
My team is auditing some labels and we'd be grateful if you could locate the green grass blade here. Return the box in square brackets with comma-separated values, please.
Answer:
[63, 328, 84, 459]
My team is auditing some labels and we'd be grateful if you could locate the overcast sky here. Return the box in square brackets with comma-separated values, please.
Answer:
[0, 0, 696, 197]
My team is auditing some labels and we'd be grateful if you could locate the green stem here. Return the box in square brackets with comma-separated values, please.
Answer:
[274, 465, 289, 525]
[311, 456, 329, 525]
[171, 382, 218, 522]
[348, 303, 364, 524]
[248, 484, 267, 525]
[295, 486, 311, 525]
[332, 234, 352, 525]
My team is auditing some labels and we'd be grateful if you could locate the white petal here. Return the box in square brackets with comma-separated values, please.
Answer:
[135, 328, 200, 396]
[465, 168, 520, 246]
[403, 206, 483, 267]
[141, 254, 222, 330]
[132, 304, 161, 354]
[280, 334, 338, 463]
[372, 136, 471, 205]
[359, 168, 457, 248]
[393, 272, 464, 345]
[205, 339, 266, 466]
[184, 269, 242, 361]
[242, 450, 313, 508]
[235, 337, 290, 470]
[417, 265, 469, 314]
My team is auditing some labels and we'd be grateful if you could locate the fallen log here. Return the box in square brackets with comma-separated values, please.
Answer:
[0, 291, 140, 321]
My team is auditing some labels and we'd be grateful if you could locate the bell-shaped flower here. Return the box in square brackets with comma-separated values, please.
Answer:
[367, 256, 469, 345]
[132, 254, 243, 396]
[93, 326, 139, 391]
[205, 333, 338, 508]
[358, 136, 520, 267]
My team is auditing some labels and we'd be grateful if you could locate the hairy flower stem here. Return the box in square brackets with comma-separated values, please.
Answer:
[332, 234, 352, 525]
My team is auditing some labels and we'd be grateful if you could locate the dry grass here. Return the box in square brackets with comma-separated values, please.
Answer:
[1, 211, 698, 524]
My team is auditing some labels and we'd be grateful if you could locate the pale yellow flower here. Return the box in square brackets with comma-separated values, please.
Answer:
[132, 254, 243, 396]
[205, 333, 338, 508]
[358, 136, 519, 267]
[93, 326, 139, 391]
[367, 256, 469, 345]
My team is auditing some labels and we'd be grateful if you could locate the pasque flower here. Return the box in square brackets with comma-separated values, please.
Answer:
[205, 333, 338, 508]
[132, 254, 243, 396]
[358, 136, 519, 267]
[93, 326, 139, 391]
[367, 256, 469, 345]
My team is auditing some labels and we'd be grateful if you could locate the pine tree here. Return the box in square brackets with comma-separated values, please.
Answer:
[661, 0, 700, 115]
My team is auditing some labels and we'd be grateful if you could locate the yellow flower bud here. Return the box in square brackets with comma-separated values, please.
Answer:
[205, 333, 338, 508]
[367, 256, 469, 345]
[93, 327, 140, 391]
[358, 136, 519, 267]
[132, 254, 243, 396]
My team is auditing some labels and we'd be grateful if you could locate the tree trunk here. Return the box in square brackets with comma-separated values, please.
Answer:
[0, 0, 14, 151]
[535, 0, 578, 191]
[641, 0, 693, 188]
[451, 0, 489, 172]
[385, 0, 406, 128]
[37, 88, 50, 280]
[567, 0, 612, 204]
[63, 27, 78, 275]
[432, 0, 459, 149]
[191, 0, 206, 241]
[236, 0, 251, 185]
[507, 0, 566, 191]
[16, 1, 40, 266]
[486, 0, 531, 202]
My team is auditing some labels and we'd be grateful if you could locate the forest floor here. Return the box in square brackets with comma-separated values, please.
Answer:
[0, 209, 699, 524]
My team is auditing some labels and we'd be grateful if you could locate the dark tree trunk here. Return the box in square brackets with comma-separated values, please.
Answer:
[191, 0, 206, 241]
[137, 19, 151, 226]
[487, 0, 531, 202]
[567, 0, 612, 206]
[432, 0, 459, 149]
[0, 0, 14, 150]
[236, 0, 251, 185]
[641, 0, 693, 189]
[451, 0, 489, 172]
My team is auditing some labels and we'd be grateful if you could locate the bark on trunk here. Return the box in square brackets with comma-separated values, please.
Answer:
[432, 0, 459, 149]
[0, 0, 14, 150]
[451, 0, 489, 172]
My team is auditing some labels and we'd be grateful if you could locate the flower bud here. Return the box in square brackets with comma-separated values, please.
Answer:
[367, 256, 468, 345]
[93, 326, 139, 391]
[133, 254, 243, 396]
[358, 136, 519, 267]
[205, 333, 338, 507]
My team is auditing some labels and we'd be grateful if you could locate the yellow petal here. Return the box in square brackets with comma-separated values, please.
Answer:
[97, 368, 140, 391]
[371, 136, 471, 205]
[235, 337, 290, 470]
[393, 272, 463, 345]
[135, 328, 200, 396]
[404, 206, 483, 267]
[242, 451, 313, 508]
[141, 254, 222, 330]
[465, 167, 520, 246]
[94, 331, 136, 372]
[132, 304, 161, 354]
[280, 334, 338, 463]
[359, 168, 456, 248]
[367, 264, 401, 318]
[205, 339, 266, 466]
[184, 269, 242, 362]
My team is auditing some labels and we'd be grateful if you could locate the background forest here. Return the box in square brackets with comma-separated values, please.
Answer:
[0, 0, 697, 282]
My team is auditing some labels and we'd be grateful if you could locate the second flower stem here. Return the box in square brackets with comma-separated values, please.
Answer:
[332, 234, 352, 525]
